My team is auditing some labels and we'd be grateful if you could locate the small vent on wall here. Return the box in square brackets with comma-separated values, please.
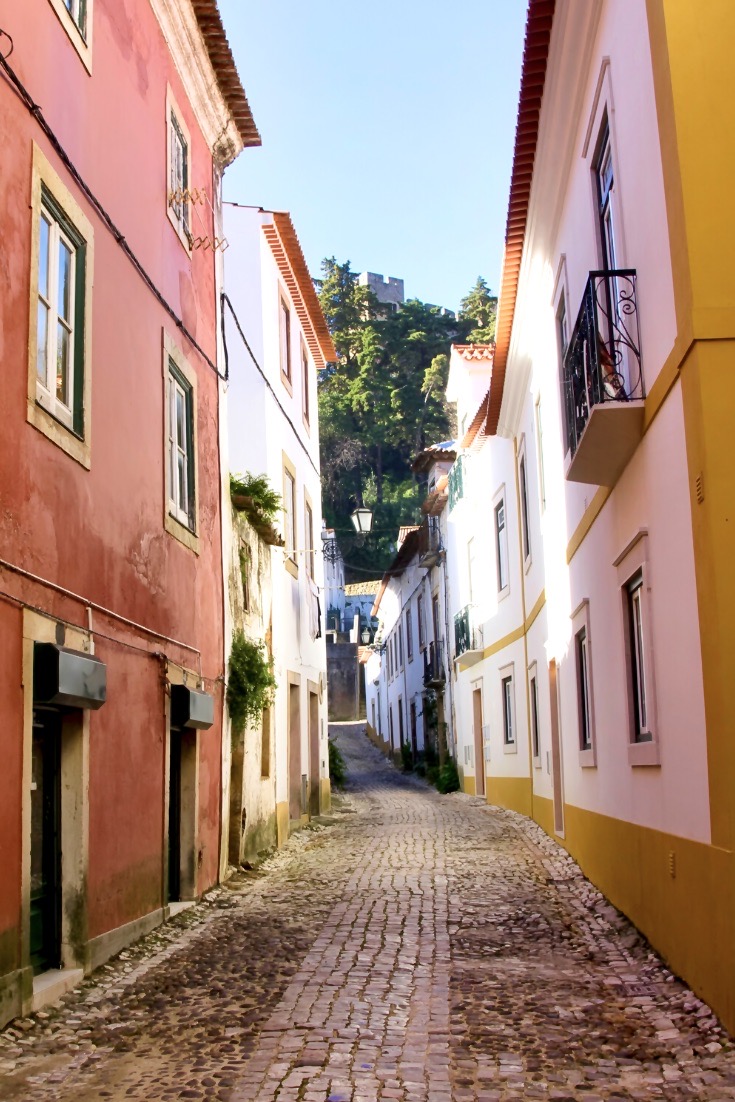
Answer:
[695, 473, 705, 504]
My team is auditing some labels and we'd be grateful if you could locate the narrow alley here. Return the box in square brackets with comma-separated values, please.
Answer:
[1, 724, 734, 1102]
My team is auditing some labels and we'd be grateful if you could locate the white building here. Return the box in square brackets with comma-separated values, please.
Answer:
[223, 204, 336, 847]
[365, 443, 457, 765]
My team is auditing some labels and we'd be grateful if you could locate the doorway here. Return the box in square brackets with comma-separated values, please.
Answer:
[548, 660, 565, 835]
[410, 700, 418, 762]
[30, 708, 62, 974]
[288, 680, 302, 822]
[472, 688, 485, 797]
[308, 688, 320, 817]
[168, 728, 197, 902]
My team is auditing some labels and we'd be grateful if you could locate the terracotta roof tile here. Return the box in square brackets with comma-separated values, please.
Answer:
[191, 1, 261, 148]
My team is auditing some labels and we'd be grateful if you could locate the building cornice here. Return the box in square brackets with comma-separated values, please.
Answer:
[149, 0, 260, 168]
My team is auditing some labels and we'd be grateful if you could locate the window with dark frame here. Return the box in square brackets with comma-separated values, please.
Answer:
[502, 675, 514, 745]
[519, 453, 531, 562]
[595, 119, 617, 271]
[495, 499, 508, 592]
[169, 111, 190, 241]
[302, 344, 310, 424]
[260, 707, 271, 778]
[530, 674, 540, 759]
[406, 607, 413, 661]
[576, 626, 592, 750]
[627, 573, 649, 741]
[398, 625, 404, 669]
[305, 500, 314, 579]
[283, 468, 296, 559]
[417, 595, 425, 648]
[279, 297, 291, 384]
[64, 0, 88, 36]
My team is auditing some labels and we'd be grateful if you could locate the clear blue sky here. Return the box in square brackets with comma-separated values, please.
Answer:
[219, 1, 528, 314]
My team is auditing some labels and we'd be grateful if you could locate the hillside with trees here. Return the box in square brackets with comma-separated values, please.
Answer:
[317, 263, 497, 578]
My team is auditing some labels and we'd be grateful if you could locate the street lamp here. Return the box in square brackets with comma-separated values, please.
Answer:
[350, 506, 373, 534]
[361, 628, 371, 645]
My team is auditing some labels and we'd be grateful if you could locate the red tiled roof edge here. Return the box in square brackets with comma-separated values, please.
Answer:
[191, 0, 261, 149]
[263, 213, 337, 368]
[486, 0, 556, 435]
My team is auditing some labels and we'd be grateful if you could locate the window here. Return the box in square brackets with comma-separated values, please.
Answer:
[417, 595, 425, 649]
[282, 464, 296, 569]
[28, 146, 93, 467]
[167, 361, 195, 529]
[519, 448, 531, 565]
[163, 335, 198, 551]
[167, 92, 191, 250]
[494, 497, 509, 594]
[529, 669, 541, 762]
[397, 625, 404, 669]
[627, 576, 647, 739]
[301, 343, 310, 426]
[576, 627, 591, 750]
[36, 190, 85, 433]
[240, 540, 250, 612]
[572, 600, 595, 766]
[615, 530, 658, 766]
[64, 0, 87, 33]
[535, 396, 546, 512]
[595, 120, 617, 270]
[260, 707, 271, 778]
[279, 296, 292, 389]
[305, 499, 315, 579]
[405, 607, 413, 661]
[47, 0, 93, 69]
[501, 674, 514, 746]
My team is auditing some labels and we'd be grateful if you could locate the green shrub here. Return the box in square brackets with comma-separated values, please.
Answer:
[329, 738, 347, 787]
[230, 472, 281, 526]
[436, 758, 460, 794]
[227, 631, 276, 732]
[400, 742, 413, 772]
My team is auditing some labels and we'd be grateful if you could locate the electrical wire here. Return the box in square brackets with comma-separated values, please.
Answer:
[221, 292, 321, 478]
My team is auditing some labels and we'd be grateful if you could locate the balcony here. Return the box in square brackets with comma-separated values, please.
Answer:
[447, 455, 465, 511]
[454, 606, 483, 668]
[423, 641, 445, 688]
[564, 270, 645, 486]
[417, 518, 442, 568]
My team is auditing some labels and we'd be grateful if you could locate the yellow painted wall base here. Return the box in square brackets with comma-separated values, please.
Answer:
[463, 774, 477, 796]
[487, 775, 533, 818]
[528, 796, 735, 1034]
[319, 778, 331, 815]
[276, 801, 290, 848]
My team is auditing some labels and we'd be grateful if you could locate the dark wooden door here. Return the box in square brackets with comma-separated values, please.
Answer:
[168, 735, 182, 902]
[30, 709, 62, 974]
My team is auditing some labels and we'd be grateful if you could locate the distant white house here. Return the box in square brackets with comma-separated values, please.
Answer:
[223, 204, 336, 850]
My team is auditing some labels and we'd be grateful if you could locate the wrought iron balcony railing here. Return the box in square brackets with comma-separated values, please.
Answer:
[563, 270, 643, 458]
[448, 455, 465, 512]
[454, 605, 482, 660]
[423, 640, 445, 687]
[417, 518, 442, 567]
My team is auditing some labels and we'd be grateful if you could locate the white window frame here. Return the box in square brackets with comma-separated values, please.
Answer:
[582, 60, 628, 273]
[28, 144, 93, 469]
[36, 206, 77, 431]
[166, 89, 192, 253]
[572, 600, 596, 767]
[493, 486, 510, 599]
[47, 0, 93, 71]
[304, 495, 315, 580]
[614, 530, 659, 766]
[168, 369, 192, 528]
[163, 332, 199, 553]
[553, 254, 572, 460]
[500, 665, 516, 753]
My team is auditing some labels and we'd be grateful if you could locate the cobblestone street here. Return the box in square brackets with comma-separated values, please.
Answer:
[1, 722, 734, 1101]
